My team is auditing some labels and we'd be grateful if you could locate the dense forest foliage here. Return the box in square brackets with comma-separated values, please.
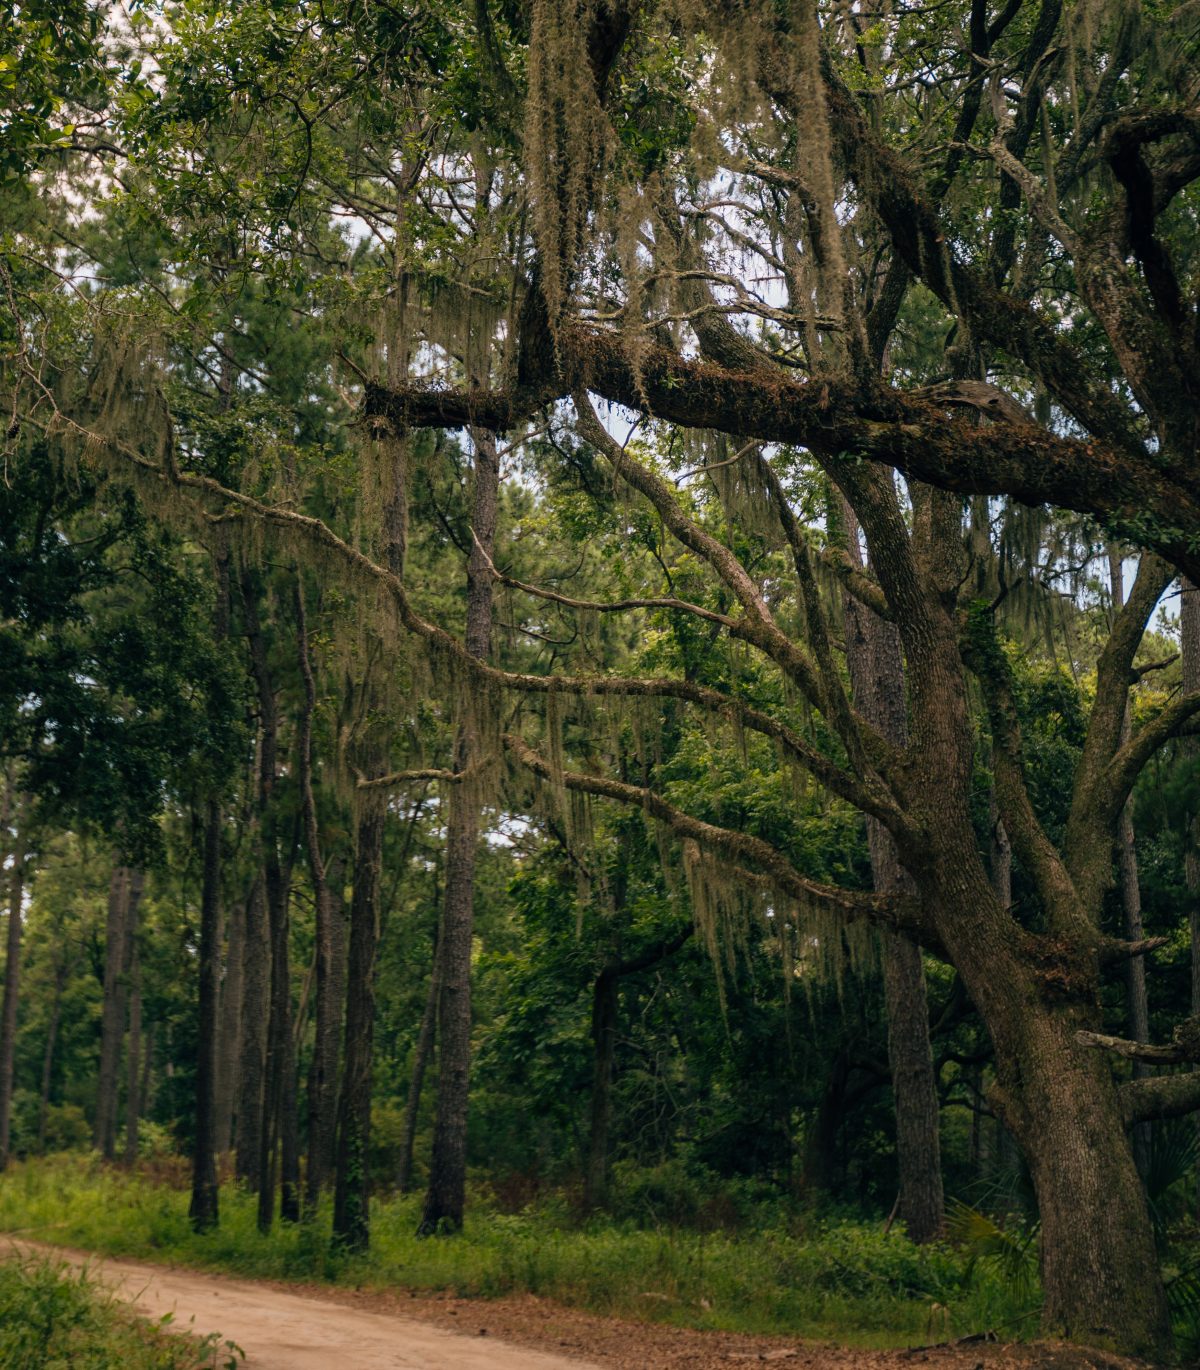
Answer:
[2, 0, 1199, 1360]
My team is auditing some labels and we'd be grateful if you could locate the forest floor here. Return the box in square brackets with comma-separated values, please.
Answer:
[3, 1238, 1155, 1370]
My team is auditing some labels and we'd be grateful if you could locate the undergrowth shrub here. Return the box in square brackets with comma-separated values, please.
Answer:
[0, 1254, 240, 1369]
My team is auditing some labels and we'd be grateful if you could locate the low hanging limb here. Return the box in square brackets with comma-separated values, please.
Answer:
[501, 731, 941, 952]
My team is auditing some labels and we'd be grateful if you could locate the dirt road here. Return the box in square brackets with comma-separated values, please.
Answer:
[3, 1238, 598, 1369]
[3, 1238, 1152, 1370]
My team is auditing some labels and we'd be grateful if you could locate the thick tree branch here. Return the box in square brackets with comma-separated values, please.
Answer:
[1103, 689, 1200, 819]
[963, 606, 1084, 936]
[362, 326, 1200, 586]
[1121, 1073, 1200, 1127]
[1066, 554, 1173, 899]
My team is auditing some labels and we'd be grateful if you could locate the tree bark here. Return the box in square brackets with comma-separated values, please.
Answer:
[1110, 549, 1151, 1172]
[296, 581, 341, 1211]
[397, 910, 439, 1196]
[1182, 575, 1200, 1213]
[892, 518, 1168, 1352]
[214, 884, 245, 1156]
[140, 1022, 155, 1125]
[332, 429, 408, 1249]
[37, 954, 66, 1153]
[842, 513, 944, 1243]
[583, 966, 619, 1213]
[0, 810, 27, 1171]
[332, 794, 385, 1251]
[237, 567, 279, 1200]
[420, 427, 499, 1235]
[123, 937, 142, 1165]
[190, 796, 223, 1230]
[94, 865, 143, 1161]
[257, 810, 297, 1229]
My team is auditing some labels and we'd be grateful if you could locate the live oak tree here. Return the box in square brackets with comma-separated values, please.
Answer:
[6, 0, 1200, 1358]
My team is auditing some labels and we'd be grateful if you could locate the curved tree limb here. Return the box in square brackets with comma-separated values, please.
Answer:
[502, 732, 936, 946]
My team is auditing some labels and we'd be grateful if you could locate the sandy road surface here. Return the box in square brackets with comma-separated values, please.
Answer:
[4, 1238, 599, 1369]
[3, 1238, 1152, 1370]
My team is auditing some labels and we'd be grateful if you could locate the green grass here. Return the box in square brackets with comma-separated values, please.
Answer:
[0, 1154, 1037, 1348]
[0, 1251, 241, 1369]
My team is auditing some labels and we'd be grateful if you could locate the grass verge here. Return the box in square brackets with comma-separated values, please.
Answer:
[0, 1154, 1038, 1348]
[0, 1250, 241, 1369]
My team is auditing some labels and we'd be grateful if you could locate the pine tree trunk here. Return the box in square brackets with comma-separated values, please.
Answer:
[0, 818, 27, 1171]
[420, 428, 499, 1235]
[238, 568, 280, 1200]
[332, 795, 385, 1251]
[332, 433, 407, 1249]
[214, 885, 245, 1156]
[397, 916, 439, 1195]
[583, 967, 618, 1212]
[256, 830, 296, 1232]
[140, 1023, 155, 1124]
[236, 884, 269, 1191]
[296, 582, 341, 1211]
[190, 796, 223, 1230]
[279, 1002, 302, 1223]
[94, 865, 127, 1158]
[37, 957, 66, 1153]
[94, 866, 143, 1160]
[123, 939, 142, 1165]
